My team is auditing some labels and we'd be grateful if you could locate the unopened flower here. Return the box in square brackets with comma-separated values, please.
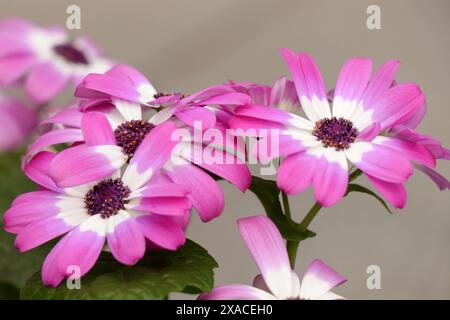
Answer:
[199, 215, 346, 300]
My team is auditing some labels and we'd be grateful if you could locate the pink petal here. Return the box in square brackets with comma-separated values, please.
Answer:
[280, 48, 330, 121]
[3, 191, 61, 233]
[234, 104, 294, 126]
[185, 145, 251, 192]
[127, 197, 191, 216]
[26, 128, 84, 159]
[164, 162, 224, 222]
[415, 165, 450, 191]
[371, 83, 425, 130]
[40, 107, 83, 129]
[133, 182, 190, 198]
[198, 284, 276, 300]
[175, 107, 216, 130]
[75, 73, 140, 102]
[252, 133, 307, 162]
[42, 215, 107, 287]
[41, 235, 69, 287]
[248, 85, 271, 105]
[229, 115, 285, 134]
[238, 215, 294, 299]
[106, 211, 145, 265]
[25, 63, 69, 104]
[24, 151, 62, 192]
[122, 121, 178, 190]
[269, 76, 300, 111]
[366, 174, 407, 209]
[361, 59, 400, 109]
[397, 101, 427, 129]
[181, 85, 235, 105]
[15, 210, 86, 252]
[0, 97, 37, 150]
[357, 122, 381, 141]
[136, 214, 186, 250]
[277, 151, 319, 195]
[0, 54, 36, 85]
[333, 58, 372, 118]
[312, 150, 348, 207]
[300, 259, 347, 300]
[345, 141, 413, 183]
[372, 136, 435, 167]
[198, 92, 251, 106]
[106, 64, 152, 88]
[50, 145, 127, 188]
[81, 112, 116, 146]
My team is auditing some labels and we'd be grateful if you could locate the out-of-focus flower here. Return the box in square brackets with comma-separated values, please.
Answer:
[3, 121, 191, 287]
[230, 49, 447, 208]
[199, 215, 346, 300]
[0, 90, 37, 151]
[29, 64, 252, 222]
[0, 17, 113, 104]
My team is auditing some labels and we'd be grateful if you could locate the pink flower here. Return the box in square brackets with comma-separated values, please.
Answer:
[231, 49, 440, 208]
[0, 17, 113, 104]
[3, 120, 191, 287]
[199, 215, 346, 300]
[0, 90, 37, 151]
[28, 64, 252, 222]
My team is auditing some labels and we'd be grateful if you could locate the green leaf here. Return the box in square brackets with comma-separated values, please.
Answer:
[0, 281, 20, 300]
[249, 176, 316, 241]
[346, 183, 392, 214]
[0, 152, 48, 288]
[0, 151, 35, 213]
[0, 231, 52, 289]
[20, 240, 218, 300]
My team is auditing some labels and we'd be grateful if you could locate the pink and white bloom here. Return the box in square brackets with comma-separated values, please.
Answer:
[0, 90, 37, 151]
[3, 120, 191, 287]
[30, 64, 252, 222]
[199, 215, 346, 300]
[0, 17, 113, 104]
[231, 49, 439, 208]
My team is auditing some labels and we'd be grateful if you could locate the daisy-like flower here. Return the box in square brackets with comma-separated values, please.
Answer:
[28, 64, 251, 221]
[3, 120, 191, 287]
[231, 49, 441, 208]
[0, 90, 37, 151]
[0, 17, 113, 104]
[199, 215, 346, 300]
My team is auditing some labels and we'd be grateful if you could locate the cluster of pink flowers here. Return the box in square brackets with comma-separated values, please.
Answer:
[1, 17, 449, 299]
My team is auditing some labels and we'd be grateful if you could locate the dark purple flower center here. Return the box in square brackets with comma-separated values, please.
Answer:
[312, 117, 359, 150]
[114, 120, 154, 158]
[53, 43, 89, 65]
[84, 178, 131, 218]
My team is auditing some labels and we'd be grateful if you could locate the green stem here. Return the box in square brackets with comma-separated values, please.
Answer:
[349, 168, 362, 182]
[298, 202, 322, 230]
[286, 240, 300, 268]
[281, 191, 291, 220]
[286, 202, 322, 268]
[285, 169, 362, 269]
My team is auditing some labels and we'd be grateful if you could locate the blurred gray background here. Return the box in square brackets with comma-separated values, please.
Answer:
[1, 0, 449, 299]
